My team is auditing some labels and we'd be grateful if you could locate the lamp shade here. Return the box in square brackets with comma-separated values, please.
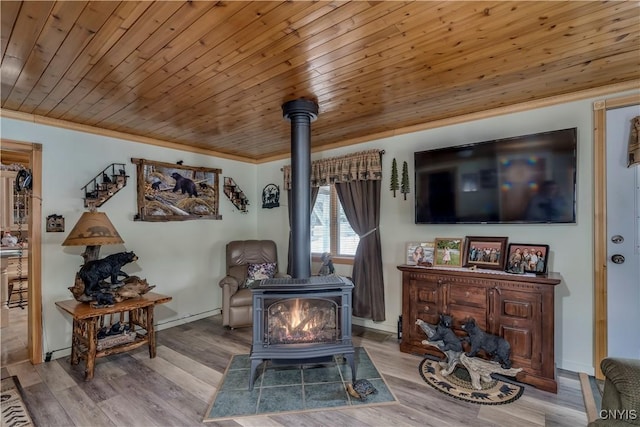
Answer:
[61, 211, 124, 247]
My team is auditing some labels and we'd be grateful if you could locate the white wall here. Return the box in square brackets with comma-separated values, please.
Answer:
[257, 89, 639, 375]
[1, 118, 257, 360]
[3, 87, 637, 373]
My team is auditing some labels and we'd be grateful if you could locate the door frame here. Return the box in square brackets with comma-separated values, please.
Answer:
[593, 93, 640, 379]
[1, 139, 42, 364]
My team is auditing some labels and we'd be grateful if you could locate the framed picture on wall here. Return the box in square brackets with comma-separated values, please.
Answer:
[462, 236, 508, 270]
[505, 243, 550, 274]
[434, 238, 463, 267]
[46, 214, 65, 232]
[131, 158, 222, 222]
[406, 242, 435, 266]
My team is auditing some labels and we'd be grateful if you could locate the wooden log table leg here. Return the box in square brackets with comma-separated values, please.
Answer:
[146, 306, 156, 358]
[85, 318, 97, 380]
[70, 319, 80, 365]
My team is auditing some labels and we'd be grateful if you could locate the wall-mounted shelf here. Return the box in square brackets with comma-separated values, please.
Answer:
[83, 163, 128, 208]
[223, 177, 249, 213]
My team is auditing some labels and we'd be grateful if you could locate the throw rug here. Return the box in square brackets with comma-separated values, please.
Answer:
[419, 357, 524, 405]
[1, 376, 35, 427]
[204, 346, 398, 422]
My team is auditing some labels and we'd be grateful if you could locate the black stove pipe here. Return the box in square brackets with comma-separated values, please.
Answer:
[282, 98, 318, 279]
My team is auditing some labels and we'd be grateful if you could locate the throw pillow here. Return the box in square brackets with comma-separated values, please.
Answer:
[244, 262, 277, 287]
[247, 262, 277, 279]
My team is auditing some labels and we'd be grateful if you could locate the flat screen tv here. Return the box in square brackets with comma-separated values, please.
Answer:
[415, 128, 577, 224]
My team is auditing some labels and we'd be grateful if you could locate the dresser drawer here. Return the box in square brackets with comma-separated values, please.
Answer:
[448, 284, 486, 309]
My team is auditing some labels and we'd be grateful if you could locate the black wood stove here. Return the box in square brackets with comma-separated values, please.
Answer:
[248, 99, 356, 390]
[248, 276, 355, 389]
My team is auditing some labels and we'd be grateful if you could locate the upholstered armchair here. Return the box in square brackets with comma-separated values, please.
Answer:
[218, 240, 288, 328]
[589, 358, 640, 426]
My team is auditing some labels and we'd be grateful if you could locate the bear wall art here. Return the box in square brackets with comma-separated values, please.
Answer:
[132, 158, 222, 222]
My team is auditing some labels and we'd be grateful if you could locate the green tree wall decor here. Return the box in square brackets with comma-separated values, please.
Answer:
[401, 161, 410, 200]
[390, 158, 399, 197]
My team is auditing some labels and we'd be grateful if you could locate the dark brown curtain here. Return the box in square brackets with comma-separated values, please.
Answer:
[335, 179, 385, 321]
[283, 149, 385, 319]
[286, 187, 319, 276]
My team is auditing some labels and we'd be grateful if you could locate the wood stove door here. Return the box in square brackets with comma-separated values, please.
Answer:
[265, 297, 339, 345]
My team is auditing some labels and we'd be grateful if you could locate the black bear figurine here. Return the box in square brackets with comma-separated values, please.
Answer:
[93, 291, 115, 307]
[78, 252, 138, 296]
[429, 314, 463, 353]
[461, 317, 512, 369]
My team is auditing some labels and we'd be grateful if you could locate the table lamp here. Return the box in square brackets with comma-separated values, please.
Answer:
[61, 206, 123, 263]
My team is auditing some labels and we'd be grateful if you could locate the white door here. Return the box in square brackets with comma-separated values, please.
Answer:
[606, 105, 640, 359]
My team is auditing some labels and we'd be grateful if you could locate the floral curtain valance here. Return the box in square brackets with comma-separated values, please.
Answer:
[283, 149, 383, 190]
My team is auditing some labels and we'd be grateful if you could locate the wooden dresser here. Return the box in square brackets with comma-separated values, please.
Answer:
[397, 265, 562, 393]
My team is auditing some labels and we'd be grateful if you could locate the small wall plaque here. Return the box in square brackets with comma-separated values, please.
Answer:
[262, 183, 280, 209]
[46, 214, 65, 232]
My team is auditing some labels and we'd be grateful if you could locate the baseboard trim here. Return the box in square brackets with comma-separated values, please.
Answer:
[156, 309, 221, 331]
[580, 372, 598, 424]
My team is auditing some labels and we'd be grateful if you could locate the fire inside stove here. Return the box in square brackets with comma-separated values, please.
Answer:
[266, 297, 339, 345]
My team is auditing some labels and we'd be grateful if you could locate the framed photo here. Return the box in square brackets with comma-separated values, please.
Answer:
[462, 236, 508, 270]
[434, 238, 463, 267]
[505, 243, 550, 274]
[132, 158, 222, 222]
[406, 242, 435, 266]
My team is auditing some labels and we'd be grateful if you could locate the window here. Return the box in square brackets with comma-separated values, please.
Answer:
[311, 185, 359, 257]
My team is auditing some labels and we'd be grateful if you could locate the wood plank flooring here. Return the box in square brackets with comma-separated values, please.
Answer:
[1, 314, 588, 426]
[1, 305, 29, 366]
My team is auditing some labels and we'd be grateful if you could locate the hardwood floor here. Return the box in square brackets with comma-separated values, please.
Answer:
[1, 314, 588, 426]
[1, 304, 29, 366]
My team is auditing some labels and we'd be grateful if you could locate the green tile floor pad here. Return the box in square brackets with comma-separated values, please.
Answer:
[204, 347, 397, 422]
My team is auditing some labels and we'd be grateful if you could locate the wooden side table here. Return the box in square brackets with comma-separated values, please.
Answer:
[55, 292, 172, 380]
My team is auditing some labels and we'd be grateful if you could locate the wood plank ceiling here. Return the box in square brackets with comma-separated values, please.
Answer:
[1, 1, 639, 162]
